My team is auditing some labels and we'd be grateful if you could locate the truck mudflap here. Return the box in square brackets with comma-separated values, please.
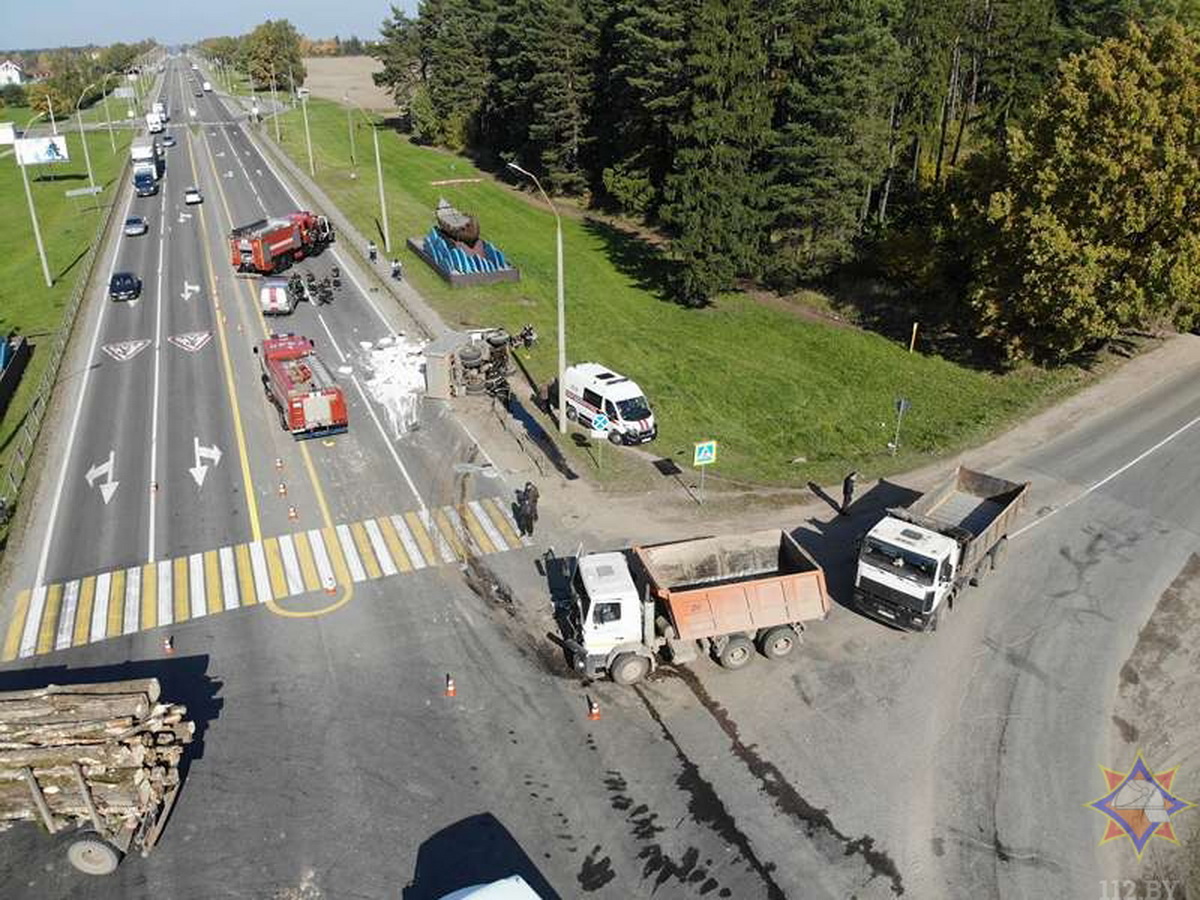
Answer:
[853, 587, 934, 632]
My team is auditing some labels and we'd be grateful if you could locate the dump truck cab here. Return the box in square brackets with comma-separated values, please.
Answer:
[854, 516, 958, 631]
[573, 551, 647, 669]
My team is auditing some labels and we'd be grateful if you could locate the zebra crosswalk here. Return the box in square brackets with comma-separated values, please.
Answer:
[2, 496, 527, 662]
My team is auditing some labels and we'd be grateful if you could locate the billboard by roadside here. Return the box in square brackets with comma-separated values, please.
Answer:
[0, 122, 14, 146]
[15, 136, 70, 166]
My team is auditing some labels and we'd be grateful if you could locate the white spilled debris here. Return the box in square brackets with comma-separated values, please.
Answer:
[359, 334, 426, 438]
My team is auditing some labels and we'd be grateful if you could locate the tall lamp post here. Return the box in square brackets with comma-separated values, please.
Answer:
[300, 91, 314, 177]
[268, 62, 282, 142]
[346, 98, 389, 255]
[507, 162, 566, 435]
[74, 81, 98, 199]
[98, 73, 116, 152]
[17, 111, 54, 288]
[343, 93, 356, 167]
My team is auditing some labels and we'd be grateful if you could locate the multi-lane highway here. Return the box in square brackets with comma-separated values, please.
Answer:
[0, 54, 1196, 900]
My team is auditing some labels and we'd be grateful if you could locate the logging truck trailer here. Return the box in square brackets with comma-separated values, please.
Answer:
[0, 679, 193, 876]
[228, 211, 334, 275]
[566, 529, 831, 685]
[254, 333, 348, 438]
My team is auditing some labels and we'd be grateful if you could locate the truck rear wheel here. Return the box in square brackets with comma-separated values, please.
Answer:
[67, 836, 122, 875]
[758, 626, 798, 659]
[717, 635, 754, 670]
[610, 653, 650, 686]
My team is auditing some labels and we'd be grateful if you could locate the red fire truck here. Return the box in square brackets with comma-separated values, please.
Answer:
[255, 334, 348, 438]
[229, 211, 334, 275]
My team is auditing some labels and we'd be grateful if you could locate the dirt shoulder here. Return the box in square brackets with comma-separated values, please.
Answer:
[301, 56, 396, 111]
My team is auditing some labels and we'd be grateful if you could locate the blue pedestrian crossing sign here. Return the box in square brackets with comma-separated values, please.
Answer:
[693, 440, 718, 467]
[592, 413, 610, 430]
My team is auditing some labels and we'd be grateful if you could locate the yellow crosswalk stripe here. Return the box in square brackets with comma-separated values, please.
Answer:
[458, 505, 496, 555]
[142, 564, 158, 630]
[402, 512, 436, 566]
[322, 526, 351, 587]
[74, 578, 95, 647]
[350, 522, 382, 579]
[173, 557, 189, 623]
[481, 496, 522, 548]
[433, 508, 467, 560]
[263, 538, 288, 599]
[235, 543, 255, 605]
[377, 516, 412, 573]
[107, 570, 126, 638]
[3, 590, 30, 661]
[36, 584, 64, 655]
[293, 531, 321, 592]
[205, 551, 222, 615]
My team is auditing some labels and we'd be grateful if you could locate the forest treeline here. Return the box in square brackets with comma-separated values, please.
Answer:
[367, 1, 1200, 364]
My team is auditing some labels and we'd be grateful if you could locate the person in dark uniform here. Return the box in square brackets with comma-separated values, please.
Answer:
[841, 471, 858, 516]
[367, 240, 378, 263]
[518, 482, 540, 536]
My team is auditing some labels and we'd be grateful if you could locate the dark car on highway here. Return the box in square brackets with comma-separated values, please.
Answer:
[109, 272, 142, 302]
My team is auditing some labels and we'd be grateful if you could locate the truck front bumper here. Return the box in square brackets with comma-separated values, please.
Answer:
[853, 588, 932, 632]
[292, 423, 348, 441]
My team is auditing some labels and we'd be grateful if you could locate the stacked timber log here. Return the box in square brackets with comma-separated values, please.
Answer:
[0, 679, 192, 842]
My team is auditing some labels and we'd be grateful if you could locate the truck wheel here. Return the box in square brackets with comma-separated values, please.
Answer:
[610, 653, 650, 686]
[565, 405, 577, 422]
[717, 635, 755, 670]
[67, 837, 122, 875]
[969, 562, 986, 587]
[758, 626, 798, 659]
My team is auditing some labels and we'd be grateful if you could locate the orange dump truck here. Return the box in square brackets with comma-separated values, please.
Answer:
[255, 334, 348, 439]
[566, 529, 830, 685]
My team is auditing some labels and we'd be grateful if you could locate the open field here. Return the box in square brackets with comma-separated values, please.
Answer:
[270, 99, 1087, 487]
[300, 56, 396, 111]
[0, 129, 132, 498]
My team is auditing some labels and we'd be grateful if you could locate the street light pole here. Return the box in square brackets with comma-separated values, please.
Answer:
[75, 82, 97, 199]
[268, 62, 281, 143]
[372, 123, 389, 254]
[507, 162, 566, 435]
[100, 74, 116, 152]
[344, 95, 355, 167]
[301, 94, 315, 177]
[18, 111, 53, 288]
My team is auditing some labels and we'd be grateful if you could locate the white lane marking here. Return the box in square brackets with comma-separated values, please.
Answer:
[188, 437, 223, 487]
[1012, 410, 1200, 538]
[364, 518, 397, 577]
[219, 124, 265, 210]
[85, 450, 119, 504]
[19, 586, 47, 658]
[219, 546, 239, 611]
[336, 524, 367, 582]
[469, 500, 508, 551]
[56, 580, 80, 650]
[420, 509, 457, 564]
[316, 312, 346, 362]
[308, 529, 335, 589]
[148, 183, 167, 562]
[35, 185, 134, 586]
[455, 418, 498, 471]
[277, 534, 305, 595]
[179, 281, 200, 301]
[390, 515, 426, 569]
[90, 573, 111, 643]
[123, 566, 141, 635]
[189, 553, 206, 620]
[157, 560, 173, 626]
[249, 541, 273, 604]
[347, 372, 427, 513]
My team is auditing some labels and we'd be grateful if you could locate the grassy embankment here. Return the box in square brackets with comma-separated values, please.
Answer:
[270, 98, 1085, 488]
[0, 128, 133, 495]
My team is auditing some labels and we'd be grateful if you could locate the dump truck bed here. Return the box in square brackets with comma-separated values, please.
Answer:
[634, 529, 830, 641]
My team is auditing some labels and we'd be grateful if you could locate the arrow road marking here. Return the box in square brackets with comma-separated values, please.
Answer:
[177, 210, 192, 223]
[255, 168, 262, 176]
[85, 450, 119, 504]
[224, 170, 233, 179]
[188, 437, 223, 487]
[215, 150, 225, 157]
[167, 331, 213, 353]
[180, 281, 200, 302]
[100, 339, 151, 362]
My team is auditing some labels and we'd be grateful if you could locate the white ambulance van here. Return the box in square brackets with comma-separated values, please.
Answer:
[560, 362, 656, 445]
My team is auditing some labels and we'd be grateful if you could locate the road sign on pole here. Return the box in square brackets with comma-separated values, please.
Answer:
[64, 185, 103, 197]
[693, 440, 717, 504]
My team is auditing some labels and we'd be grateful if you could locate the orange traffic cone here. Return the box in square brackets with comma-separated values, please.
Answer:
[444, 674, 457, 698]
[587, 696, 601, 721]
[163, 636, 174, 655]
[323, 577, 337, 595]
[275, 458, 284, 470]
[278, 482, 287, 497]
[288, 505, 298, 520]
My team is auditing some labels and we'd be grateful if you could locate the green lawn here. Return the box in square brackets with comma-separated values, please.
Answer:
[270, 99, 1083, 487]
[0, 129, 132, 495]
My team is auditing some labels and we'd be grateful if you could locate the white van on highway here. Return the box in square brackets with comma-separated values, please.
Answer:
[559, 362, 656, 445]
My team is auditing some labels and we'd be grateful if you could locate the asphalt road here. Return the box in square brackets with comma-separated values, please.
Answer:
[1, 54, 1196, 899]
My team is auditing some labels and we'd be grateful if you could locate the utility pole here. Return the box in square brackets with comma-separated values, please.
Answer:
[301, 93, 315, 176]
[101, 76, 115, 153]
[75, 84, 97, 200]
[287, 65, 296, 108]
[372, 123, 389, 253]
[344, 95, 355, 167]
[47, 94, 57, 134]
[268, 62, 281, 143]
[18, 112, 53, 288]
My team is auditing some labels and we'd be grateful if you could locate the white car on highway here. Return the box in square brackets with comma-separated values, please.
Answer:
[123, 216, 148, 237]
[184, 187, 203, 205]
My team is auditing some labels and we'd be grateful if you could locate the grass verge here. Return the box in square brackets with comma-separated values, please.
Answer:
[269, 99, 1091, 487]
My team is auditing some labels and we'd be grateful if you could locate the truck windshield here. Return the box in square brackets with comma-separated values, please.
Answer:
[860, 538, 937, 586]
[617, 396, 651, 421]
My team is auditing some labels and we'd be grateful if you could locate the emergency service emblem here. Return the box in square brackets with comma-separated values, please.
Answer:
[1088, 751, 1193, 857]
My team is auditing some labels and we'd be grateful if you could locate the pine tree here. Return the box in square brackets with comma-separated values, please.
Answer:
[767, 0, 902, 282]
[659, 0, 773, 305]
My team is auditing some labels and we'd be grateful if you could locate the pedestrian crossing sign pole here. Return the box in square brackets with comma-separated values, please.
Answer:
[693, 440, 717, 505]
